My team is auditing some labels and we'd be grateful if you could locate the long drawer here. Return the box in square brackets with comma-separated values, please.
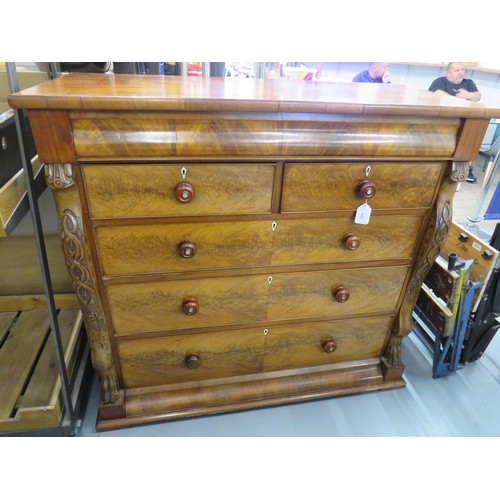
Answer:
[95, 215, 423, 276]
[107, 266, 409, 334]
[117, 315, 393, 388]
[281, 162, 444, 212]
[82, 163, 276, 218]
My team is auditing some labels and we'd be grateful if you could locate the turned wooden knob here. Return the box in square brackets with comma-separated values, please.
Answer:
[357, 180, 376, 199]
[182, 298, 199, 316]
[333, 286, 350, 303]
[343, 232, 361, 250]
[178, 240, 197, 259]
[174, 182, 195, 203]
[322, 338, 338, 353]
[185, 354, 200, 369]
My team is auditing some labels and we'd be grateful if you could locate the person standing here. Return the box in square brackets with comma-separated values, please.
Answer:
[352, 62, 391, 83]
[428, 62, 482, 182]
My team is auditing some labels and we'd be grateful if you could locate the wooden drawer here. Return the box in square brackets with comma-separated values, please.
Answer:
[82, 163, 276, 218]
[118, 328, 265, 388]
[263, 315, 393, 372]
[107, 266, 408, 334]
[95, 215, 423, 276]
[265, 266, 408, 321]
[108, 274, 270, 334]
[118, 315, 393, 388]
[281, 162, 444, 212]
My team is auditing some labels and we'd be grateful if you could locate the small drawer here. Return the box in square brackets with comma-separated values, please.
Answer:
[96, 215, 422, 277]
[118, 328, 265, 388]
[82, 163, 275, 218]
[263, 315, 393, 372]
[281, 162, 444, 212]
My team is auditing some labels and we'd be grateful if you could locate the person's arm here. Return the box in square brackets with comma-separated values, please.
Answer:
[432, 89, 451, 97]
[455, 88, 481, 102]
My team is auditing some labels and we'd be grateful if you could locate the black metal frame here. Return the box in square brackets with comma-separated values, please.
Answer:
[3, 62, 90, 436]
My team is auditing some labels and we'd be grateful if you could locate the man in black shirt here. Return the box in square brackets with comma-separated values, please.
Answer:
[429, 62, 482, 181]
[429, 62, 481, 101]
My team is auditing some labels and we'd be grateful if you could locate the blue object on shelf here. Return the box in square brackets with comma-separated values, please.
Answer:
[484, 179, 500, 220]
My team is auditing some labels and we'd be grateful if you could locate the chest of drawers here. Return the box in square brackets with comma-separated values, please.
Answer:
[9, 74, 495, 431]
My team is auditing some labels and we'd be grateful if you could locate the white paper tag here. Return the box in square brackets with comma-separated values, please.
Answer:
[355, 202, 372, 225]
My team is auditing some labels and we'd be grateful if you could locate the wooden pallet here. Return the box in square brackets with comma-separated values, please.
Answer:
[0, 308, 83, 432]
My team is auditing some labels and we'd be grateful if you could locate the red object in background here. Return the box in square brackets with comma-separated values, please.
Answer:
[188, 63, 202, 76]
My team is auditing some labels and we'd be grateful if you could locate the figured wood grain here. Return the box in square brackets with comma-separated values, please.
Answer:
[73, 114, 282, 157]
[9, 74, 500, 119]
[108, 274, 270, 334]
[266, 266, 408, 321]
[82, 163, 275, 218]
[118, 328, 265, 388]
[95, 215, 422, 277]
[113, 360, 398, 430]
[70, 112, 461, 158]
[107, 266, 408, 335]
[26, 110, 76, 164]
[282, 162, 444, 212]
[281, 119, 459, 157]
[263, 315, 393, 371]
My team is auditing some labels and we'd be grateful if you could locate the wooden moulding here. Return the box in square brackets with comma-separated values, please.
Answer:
[0, 308, 83, 432]
[96, 359, 406, 431]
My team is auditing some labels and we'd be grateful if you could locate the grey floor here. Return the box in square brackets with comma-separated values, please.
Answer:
[76, 158, 500, 438]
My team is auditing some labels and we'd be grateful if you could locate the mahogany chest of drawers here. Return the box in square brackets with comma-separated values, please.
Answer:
[9, 74, 495, 431]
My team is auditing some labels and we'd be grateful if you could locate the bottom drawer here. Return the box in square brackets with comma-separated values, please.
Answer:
[117, 315, 394, 388]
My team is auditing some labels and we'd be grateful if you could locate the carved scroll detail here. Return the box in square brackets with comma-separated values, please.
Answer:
[45, 164, 74, 190]
[451, 161, 469, 183]
[387, 165, 457, 368]
[61, 208, 119, 404]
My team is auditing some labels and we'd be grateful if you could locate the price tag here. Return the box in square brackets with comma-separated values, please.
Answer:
[355, 202, 372, 225]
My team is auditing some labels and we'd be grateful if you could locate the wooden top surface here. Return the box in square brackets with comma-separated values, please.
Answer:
[8, 72, 500, 118]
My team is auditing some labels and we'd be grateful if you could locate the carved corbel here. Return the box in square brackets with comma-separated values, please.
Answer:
[46, 163, 121, 406]
[383, 162, 463, 372]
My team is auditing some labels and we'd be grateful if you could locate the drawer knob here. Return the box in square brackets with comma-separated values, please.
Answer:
[174, 182, 195, 203]
[182, 298, 199, 316]
[185, 354, 200, 369]
[357, 180, 376, 199]
[333, 286, 350, 303]
[178, 240, 197, 259]
[322, 338, 338, 353]
[343, 232, 361, 250]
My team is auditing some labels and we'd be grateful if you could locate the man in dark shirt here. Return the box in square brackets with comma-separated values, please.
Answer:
[428, 62, 481, 101]
[352, 62, 391, 83]
[429, 62, 482, 181]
